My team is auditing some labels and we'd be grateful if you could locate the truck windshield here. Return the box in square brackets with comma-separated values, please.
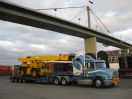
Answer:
[95, 62, 106, 69]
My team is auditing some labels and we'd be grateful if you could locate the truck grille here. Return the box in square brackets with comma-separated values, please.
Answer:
[113, 71, 119, 77]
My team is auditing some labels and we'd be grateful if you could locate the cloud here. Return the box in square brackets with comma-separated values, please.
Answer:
[30, 44, 46, 50]
[0, 20, 84, 65]
[113, 29, 132, 43]
[100, 11, 132, 32]
[0, 0, 131, 65]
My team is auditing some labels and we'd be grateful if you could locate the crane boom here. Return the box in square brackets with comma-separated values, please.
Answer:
[18, 54, 72, 68]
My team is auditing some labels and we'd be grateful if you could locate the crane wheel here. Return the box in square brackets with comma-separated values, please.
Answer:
[20, 70, 24, 76]
[32, 71, 37, 77]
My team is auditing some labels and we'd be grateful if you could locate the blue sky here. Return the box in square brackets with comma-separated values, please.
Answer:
[0, 0, 132, 65]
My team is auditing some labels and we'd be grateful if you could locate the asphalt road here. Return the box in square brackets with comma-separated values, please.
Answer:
[0, 76, 132, 99]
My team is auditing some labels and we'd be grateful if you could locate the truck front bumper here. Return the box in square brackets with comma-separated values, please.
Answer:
[104, 77, 120, 86]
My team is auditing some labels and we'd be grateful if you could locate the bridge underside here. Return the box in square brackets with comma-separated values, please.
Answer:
[0, 1, 132, 56]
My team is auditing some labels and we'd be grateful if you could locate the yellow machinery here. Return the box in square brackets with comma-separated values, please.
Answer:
[18, 54, 71, 77]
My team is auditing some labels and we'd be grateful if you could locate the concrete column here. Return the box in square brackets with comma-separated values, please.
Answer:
[84, 37, 97, 58]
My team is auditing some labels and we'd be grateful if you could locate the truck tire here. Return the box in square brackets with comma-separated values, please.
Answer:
[54, 78, 60, 85]
[94, 77, 104, 88]
[61, 78, 67, 85]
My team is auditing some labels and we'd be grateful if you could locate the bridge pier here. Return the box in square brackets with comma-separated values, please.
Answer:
[84, 37, 97, 58]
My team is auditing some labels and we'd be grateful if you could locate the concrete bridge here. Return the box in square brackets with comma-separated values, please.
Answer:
[0, 1, 131, 56]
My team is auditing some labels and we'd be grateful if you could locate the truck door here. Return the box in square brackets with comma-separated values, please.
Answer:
[85, 62, 95, 77]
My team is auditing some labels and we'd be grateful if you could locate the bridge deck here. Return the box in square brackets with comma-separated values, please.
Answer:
[0, 1, 131, 48]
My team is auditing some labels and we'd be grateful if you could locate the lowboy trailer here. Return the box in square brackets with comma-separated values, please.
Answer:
[10, 54, 119, 88]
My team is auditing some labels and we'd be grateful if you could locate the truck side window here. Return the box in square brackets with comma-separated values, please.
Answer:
[90, 62, 94, 69]
[74, 62, 81, 70]
[86, 62, 94, 71]
[87, 63, 90, 68]
[76, 58, 81, 61]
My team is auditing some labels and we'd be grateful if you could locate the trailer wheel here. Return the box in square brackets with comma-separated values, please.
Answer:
[14, 78, 19, 83]
[54, 78, 60, 85]
[18, 78, 22, 83]
[10, 77, 15, 83]
[94, 77, 104, 88]
[22, 79, 27, 83]
[61, 78, 67, 85]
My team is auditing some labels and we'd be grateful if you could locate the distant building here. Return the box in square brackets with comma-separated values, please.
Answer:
[98, 48, 132, 69]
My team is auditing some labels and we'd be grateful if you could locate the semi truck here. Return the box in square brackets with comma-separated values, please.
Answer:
[10, 54, 119, 88]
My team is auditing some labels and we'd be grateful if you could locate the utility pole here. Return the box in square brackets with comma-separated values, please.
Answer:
[87, 6, 91, 29]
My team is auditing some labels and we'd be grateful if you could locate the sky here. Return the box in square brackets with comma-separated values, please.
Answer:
[0, 0, 132, 65]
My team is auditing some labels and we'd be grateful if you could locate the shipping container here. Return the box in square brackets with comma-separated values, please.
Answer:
[0, 66, 12, 76]
[12, 65, 20, 76]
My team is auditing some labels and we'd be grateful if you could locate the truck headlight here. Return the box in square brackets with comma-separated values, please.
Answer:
[103, 75, 111, 79]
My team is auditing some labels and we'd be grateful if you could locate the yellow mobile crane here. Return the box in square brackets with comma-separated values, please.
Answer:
[18, 54, 72, 77]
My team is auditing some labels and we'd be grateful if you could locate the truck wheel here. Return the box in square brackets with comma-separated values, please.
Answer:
[61, 78, 67, 85]
[94, 77, 104, 88]
[54, 78, 60, 85]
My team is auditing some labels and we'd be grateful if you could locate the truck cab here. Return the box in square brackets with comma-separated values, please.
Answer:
[73, 55, 120, 88]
